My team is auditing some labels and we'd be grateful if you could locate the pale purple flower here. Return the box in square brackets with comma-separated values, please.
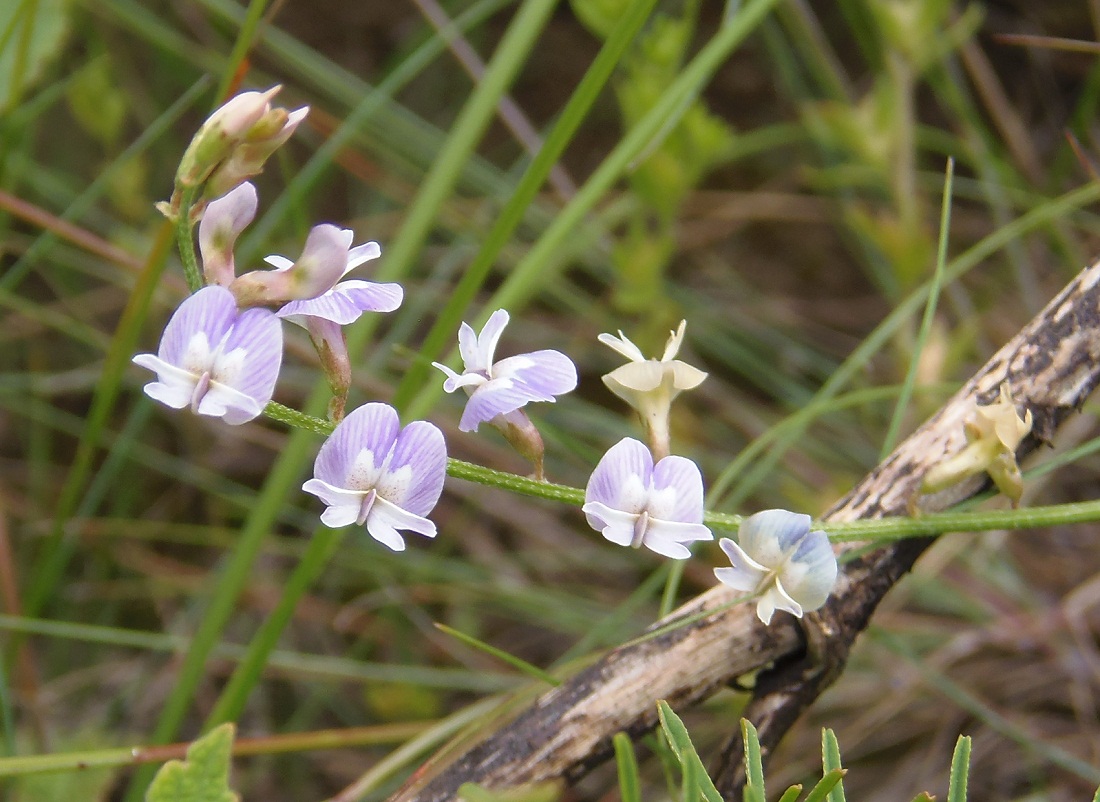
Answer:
[274, 237, 402, 326]
[132, 285, 282, 425]
[303, 403, 447, 552]
[432, 309, 577, 432]
[198, 182, 257, 286]
[714, 509, 838, 625]
[230, 225, 402, 321]
[582, 437, 712, 559]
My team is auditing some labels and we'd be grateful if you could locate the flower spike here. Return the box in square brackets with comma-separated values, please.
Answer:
[582, 437, 712, 559]
[714, 509, 837, 625]
[599, 320, 707, 460]
[303, 403, 447, 551]
[132, 286, 282, 425]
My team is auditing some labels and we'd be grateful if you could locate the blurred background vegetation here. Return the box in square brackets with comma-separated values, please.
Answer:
[3, 0, 1100, 799]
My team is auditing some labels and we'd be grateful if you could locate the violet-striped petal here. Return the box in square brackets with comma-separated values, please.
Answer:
[381, 420, 446, 517]
[156, 286, 237, 369]
[277, 280, 403, 326]
[584, 438, 652, 512]
[304, 402, 447, 552]
[313, 403, 400, 488]
[650, 456, 705, 524]
[212, 306, 282, 421]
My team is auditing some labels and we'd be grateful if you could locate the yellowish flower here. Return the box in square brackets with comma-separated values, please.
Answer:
[921, 383, 1033, 506]
[599, 321, 707, 459]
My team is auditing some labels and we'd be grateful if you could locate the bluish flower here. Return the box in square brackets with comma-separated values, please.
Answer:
[303, 403, 447, 552]
[714, 509, 838, 625]
[433, 309, 577, 433]
[583, 437, 712, 559]
[132, 285, 282, 425]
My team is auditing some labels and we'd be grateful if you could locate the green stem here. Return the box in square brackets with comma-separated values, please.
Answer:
[176, 185, 202, 291]
[258, 404, 1100, 544]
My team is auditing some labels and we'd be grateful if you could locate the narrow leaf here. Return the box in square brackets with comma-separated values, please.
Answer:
[742, 719, 765, 802]
[613, 733, 642, 802]
[777, 785, 803, 802]
[947, 735, 971, 802]
[804, 769, 847, 802]
[434, 623, 559, 686]
[821, 729, 846, 802]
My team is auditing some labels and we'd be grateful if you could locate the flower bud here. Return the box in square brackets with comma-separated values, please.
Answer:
[198, 182, 258, 286]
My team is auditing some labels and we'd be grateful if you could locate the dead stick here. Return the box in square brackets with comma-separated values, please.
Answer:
[388, 261, 1100, 802]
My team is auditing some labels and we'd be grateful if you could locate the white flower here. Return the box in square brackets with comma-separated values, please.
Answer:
[599, 320, 706, 459]
[714, 509, 837, 625]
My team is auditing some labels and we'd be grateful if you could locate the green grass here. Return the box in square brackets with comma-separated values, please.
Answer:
[3, 0, 1100, 799]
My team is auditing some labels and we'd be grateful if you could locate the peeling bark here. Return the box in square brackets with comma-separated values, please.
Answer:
[387, 262, 1100, 802]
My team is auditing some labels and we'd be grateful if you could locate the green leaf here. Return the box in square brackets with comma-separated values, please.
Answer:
[144, 724, 239, 802]
[434, 623, 559, 686]
[741, 719, 766, 802]
[947, 735, 971, 802]
[777, 785, 803, 802]
[613, 733, 641, 802]
[656, 702, 723, 802]
[0, 0, 70, 112]
[804, 769, 847, 802]
[821, 729, 846, 802]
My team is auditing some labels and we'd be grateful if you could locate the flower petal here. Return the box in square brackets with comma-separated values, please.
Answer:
[580, 501, 637, 548]
[649, 455, 705, 524]
[213, 306, 282, 412]
[494, 349, 577, 398]
[343, 241, 382, 275]
[380, 420, 447, 517]
[132, 355, 195, 409]
[198, 182, 257, 286]
[714, 538, 768, 592]
[276, 280, 403, 325]
[584, 438, 653, 510]
[737, 509, 812, 569]
[641, 518, 712, 558]
[780, 529, 837, 612]
[476, 309, 510, 371]
[313, 402, 400, 487]
[157, 286, 237, 368]
[197, 381, 264, 425]
[459, 379, 549, 432]
[597, 331, 646, 363]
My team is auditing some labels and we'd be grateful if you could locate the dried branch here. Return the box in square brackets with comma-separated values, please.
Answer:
[388, 261, 1100, 802]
